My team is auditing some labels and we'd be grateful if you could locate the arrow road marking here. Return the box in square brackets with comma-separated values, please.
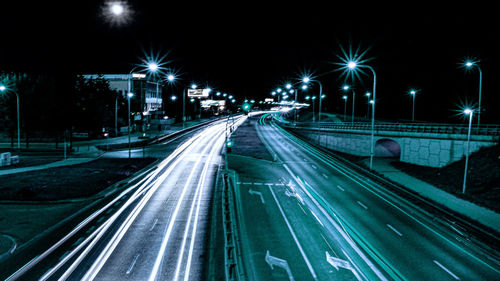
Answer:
[326, 251, 352, 271]
[248, 189, 265, 204]
[285, 189, 304, 205]
[265, 250, 295, 281]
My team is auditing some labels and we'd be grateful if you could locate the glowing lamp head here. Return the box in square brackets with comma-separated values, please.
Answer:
[342, 95, 348, 100]
[171, 95, 177, 101]
[410, 90, 416, 95]
[342, 85, 350, 91]
[365, 92, 371, 97]
[301, 85, 308, 90]
[191, 83, 197, 89]
[347, 61, 357, 70]
[127, 92, 134, 98]
[276, 88, 282, 93]
[271, 91, 276, 96]
[465, 61, 474, 68]
[166, 74, 175, 82]
[110, 2, 124, 16]
[464, 108, 473, 115]
[148, 62, 158, 72]
[285, 83, 292, 90]
[0, 85, 6, 92]
[302, 77, 310, 83]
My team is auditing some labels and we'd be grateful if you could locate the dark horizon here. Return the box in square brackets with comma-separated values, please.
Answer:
[1, 2, 499, 123]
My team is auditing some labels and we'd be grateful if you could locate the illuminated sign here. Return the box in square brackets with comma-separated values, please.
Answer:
[187, 89, 209, 97]
[132, 73, 146, 79]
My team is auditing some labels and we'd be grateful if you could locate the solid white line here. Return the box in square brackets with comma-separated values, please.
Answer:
[310, 210, 324, 228]
[268, 184, 318, 280]
[126, 254, 140, 275]
[357, 201, 368, 210]
[386, 224, 403, 237]
[433, 260, 460, 280]
[337, 185, 345, 191]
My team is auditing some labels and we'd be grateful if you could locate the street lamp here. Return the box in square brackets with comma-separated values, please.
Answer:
[302, 76, 323, 124]
[365, 92, 371, 118]
[127, 92, 134, 159]
[342, 85, 356, 123]
[463, 59, 483, 127]
[409, 89, 417, 121]
[0, 85, 20, 150]
[342, 95, 348, 121]
[345, 59, 377, 170]
[462, 108, 474, 194]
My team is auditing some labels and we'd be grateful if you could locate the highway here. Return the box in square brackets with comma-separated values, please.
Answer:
[226, 114, 500, 280]
[6, 116, 246, 281]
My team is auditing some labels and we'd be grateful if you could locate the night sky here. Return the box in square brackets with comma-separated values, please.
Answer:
[1, 1, 499, 123]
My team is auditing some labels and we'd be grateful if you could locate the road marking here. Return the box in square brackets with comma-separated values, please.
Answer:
[326, 251, 352, 271]
[297, 202, 308, 215]
[268, 185, 318, 280]
[310, 210, 324, 227]
[265, 250, 294, 281]
[149, 218, 158, 231]
[336, 185, 345, 191]
[253, 182, 263, 185]
[320, 233, 336, 256]
[357, 201, 368, 210]
[433, 260, 460, 280]
[249, 189, 266, 204]
[311, 165, 317, 170]
[321, 173, 328, 179]
[386, 224, 403, 237]
[126, 254, 140, 275]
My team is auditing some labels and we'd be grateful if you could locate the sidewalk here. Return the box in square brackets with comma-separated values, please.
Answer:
[364, 158, 500, 232]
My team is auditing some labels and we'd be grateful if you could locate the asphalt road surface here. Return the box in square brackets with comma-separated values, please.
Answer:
[5, 116, 246, 281]
[227, 113, 500, 280]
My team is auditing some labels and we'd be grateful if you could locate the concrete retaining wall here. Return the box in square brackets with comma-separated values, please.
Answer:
[288, 127, 498, 167]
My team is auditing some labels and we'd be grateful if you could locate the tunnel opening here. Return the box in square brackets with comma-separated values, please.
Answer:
[374, 138, 401, 158]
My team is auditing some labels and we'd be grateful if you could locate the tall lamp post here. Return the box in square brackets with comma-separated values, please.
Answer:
[365, 92, 371, 118]
[346, 60, 377, 170]
[462, 108, 474, 194]
[0, 85, 20, 150]
[342, 95, 348, 121]
[409, 89, 417, 121]
[463, 60, 483, 127]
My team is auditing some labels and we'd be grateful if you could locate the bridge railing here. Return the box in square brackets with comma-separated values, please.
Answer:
[277, 119, 500, 136]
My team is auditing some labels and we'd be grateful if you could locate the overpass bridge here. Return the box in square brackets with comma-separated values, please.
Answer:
[275, 119, 500, 167]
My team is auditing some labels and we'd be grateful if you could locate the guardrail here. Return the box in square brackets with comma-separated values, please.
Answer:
[277, 119, 500, 136]
[222, 171, 245, 281]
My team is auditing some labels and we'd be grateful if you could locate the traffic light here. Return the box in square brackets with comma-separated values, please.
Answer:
[226, 139, 233, 153]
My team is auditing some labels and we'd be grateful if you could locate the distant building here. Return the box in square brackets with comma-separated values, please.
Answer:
[83, 74, 168, 132]
[82, 74, 163, 115]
